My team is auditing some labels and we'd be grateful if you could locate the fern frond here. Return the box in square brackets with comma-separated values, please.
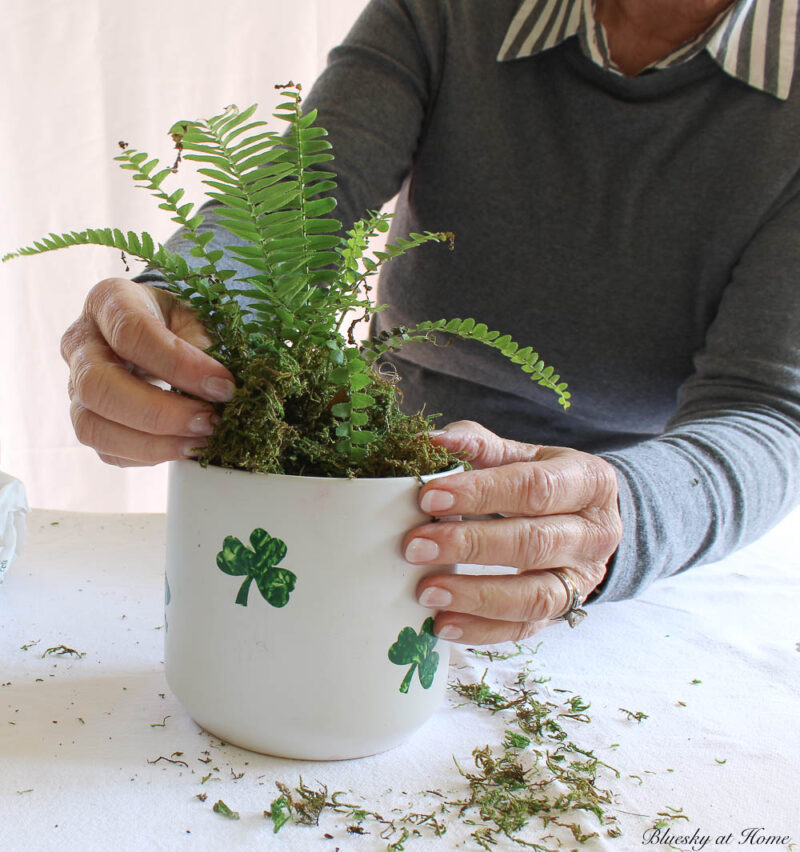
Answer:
[114, 142, 235, 282]
[167, 92, 343, 341]
[2, 227, 179, 273]
[170, 107, 285, 280]
[2, 226, 248, 362]
[328, 346, 379, 462]
[363, 319, 571, 410]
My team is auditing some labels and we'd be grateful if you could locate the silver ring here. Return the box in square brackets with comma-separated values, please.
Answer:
[548, 570, 587, 628]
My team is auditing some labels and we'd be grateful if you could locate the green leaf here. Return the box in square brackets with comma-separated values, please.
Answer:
[182, 152, 236, 172]
[218, 220, 260, 242]
[297, 108, 318, 128]
[306, 234, 342, 251]
[348, 372, 372, 391]
[350, 430, 377, 446]
[149, 168, 172, 189]
[139, 158, 159, 177]
[212, 800, 240, 820]
[304, 217, 341, 234]
[303, 180, 338, 199]
[503, 730, 531, 750]
[206, 191, 250, 211]
[269, 795, 291, 833]
[304, 197, 337, 217]
[350, 392, 375, 410]
[219, 103, 259, 136]
[140, 232, 155, 258]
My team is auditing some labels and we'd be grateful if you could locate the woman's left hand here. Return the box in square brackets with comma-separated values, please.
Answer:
[405, 421, 623, 645]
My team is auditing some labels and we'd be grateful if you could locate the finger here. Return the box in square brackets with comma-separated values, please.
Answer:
[71, 398, 208, 464]
[415, 568, 588, 627]
[420, 452, 617, 519]
[76, 278, 236, 402]
[96, 452, 149, 468]
[404, 515, 617, 576]
[419, 447, 617, 515]
[431, 613, 551, 646]
[428, 420, 543, 469]
[147, 284, 215, 352]
[67, 326, 220, 437]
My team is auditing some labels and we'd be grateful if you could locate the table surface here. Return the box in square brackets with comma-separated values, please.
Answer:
[1, 509, 798, 852]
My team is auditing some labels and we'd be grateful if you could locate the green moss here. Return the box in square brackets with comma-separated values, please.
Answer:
[195, 339, 459, 478]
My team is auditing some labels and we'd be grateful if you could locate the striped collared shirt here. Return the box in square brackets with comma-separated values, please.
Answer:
[497, 0, 799, 99]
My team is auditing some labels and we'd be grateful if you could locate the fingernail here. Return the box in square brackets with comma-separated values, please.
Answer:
[202, 376, 236, 402]
[418, 586, 452, 608]
[420, 489, 455, 513]
[405, 538, 439, 563]
[182, 438, 208, 457]
[188, 411, 216, 435]
[437, 624, 463, 641]
[427, 429, 446, 437]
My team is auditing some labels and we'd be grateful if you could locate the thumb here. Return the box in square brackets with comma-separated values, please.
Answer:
[428, 420, 543, 469]
[143, 283, 214, 352]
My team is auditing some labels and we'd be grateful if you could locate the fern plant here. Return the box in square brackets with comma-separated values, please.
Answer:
[3, 83, 570, 477]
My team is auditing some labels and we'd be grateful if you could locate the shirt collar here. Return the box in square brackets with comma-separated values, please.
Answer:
[497, 0, 799, 100]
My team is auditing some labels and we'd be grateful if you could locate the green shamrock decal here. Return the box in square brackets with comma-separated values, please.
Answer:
[216, 528, 296, 608]
[388, 616, 440, 694]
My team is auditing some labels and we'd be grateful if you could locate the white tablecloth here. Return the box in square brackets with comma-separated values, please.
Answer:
[1, 509, 798, 851]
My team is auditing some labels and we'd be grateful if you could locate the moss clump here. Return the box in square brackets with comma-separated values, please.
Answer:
[195, 339, 457, 478]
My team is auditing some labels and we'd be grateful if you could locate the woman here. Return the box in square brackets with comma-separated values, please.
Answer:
[60, 0, 800, 643]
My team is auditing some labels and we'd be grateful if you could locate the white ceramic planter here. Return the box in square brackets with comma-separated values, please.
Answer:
[164, 459, 458, 760]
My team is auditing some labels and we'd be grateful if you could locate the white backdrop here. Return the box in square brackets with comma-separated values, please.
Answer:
[0, 0, 369, 512]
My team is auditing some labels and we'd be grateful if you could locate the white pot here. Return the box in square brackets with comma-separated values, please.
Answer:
[164, 459, 458, 760]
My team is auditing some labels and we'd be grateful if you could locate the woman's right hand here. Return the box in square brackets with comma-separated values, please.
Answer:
[60, 277, 236, 467]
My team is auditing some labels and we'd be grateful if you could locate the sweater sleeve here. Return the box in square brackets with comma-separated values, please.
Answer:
[134, 0, 440, 291]
[595, 184, 800, 602]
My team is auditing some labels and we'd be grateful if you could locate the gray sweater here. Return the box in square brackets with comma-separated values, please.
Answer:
[140, 0, 800, 603]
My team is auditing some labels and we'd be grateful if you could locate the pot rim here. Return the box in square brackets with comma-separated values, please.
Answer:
[171, 458, 463, 485]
